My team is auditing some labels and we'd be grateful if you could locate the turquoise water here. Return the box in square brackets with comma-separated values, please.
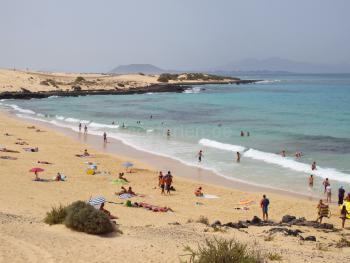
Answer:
[2, 73, 350, 195]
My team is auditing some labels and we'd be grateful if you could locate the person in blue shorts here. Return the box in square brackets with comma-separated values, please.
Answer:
[260, 194, 270, 221]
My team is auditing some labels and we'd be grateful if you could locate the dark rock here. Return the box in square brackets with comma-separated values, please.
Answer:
[282, 215, 296, 223]
[211, 220, 221, 226]
[269, 227, 302, 237]
[223, 221, 248, 229]
[304, 236, 316, 241]
[251, 216, 262, 225]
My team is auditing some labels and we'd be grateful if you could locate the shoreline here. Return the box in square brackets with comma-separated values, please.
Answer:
[6, 108, 321, 202]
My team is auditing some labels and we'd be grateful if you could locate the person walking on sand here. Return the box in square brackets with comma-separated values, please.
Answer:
[326, 184, 332, 203]
[164, 171, 173, 195]
[338, 186, 345, 205]
[340, 204, 349, 228]
[316, 199, 328, 223]
[79, 123, 82, 132]
[198, 150, 203, 162]
[103, 132, 107, 143]
[260, 195, 270, 222]
[84, 125, 88, 134]
[308, 175, 314, 188]
[236, 152, 241, 162]
[311, 161, 317, 170]
[322, 178, 330, 194]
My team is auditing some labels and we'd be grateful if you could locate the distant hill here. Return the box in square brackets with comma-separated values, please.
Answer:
[109, 64, 164, 74]
[220, 58, 350, 74]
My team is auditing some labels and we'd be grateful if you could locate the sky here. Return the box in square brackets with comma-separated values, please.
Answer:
[0, 0, 349, 72]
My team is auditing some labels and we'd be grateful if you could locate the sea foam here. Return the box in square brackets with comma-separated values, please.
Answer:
[199, 138, 246, 152]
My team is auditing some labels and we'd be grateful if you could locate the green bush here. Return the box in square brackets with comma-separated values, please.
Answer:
[64, 201, 114, 235]
[74, 76, 86, 83]
[158, 73, 179, 82]
[196, 215, 209, 225]
[44, 205, 67, 225]
[182, 238, 264, 263]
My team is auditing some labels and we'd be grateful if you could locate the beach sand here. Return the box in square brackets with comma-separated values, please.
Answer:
[1, 112, 350, 262]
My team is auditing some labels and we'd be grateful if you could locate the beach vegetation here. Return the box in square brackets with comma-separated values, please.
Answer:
[181, 238, 264, 263]
[44, 205, 67, 225]
[64, 201, 114, 235]
[266, 252, 282, 261]
[44, 201, 116, 235]
[196, 215, 209, 225]
[74, 76, 86, 83]
[264, 235, 274, 241]
[40, 79, 59, 88]
[158, 73, 179, 82]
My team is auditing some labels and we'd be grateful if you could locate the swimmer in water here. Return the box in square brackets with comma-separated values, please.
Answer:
[247, 131, 250, 136]
[84, 125, 88, 134]
[103, 132, 107, 143]
[311, 161, 317, 171]
[198, 150, 203, 162]
[240, 131, 245, 137]
[236, 152, 241, 162]
[122, 123, 125, 128]
[79, 123, 82, 132]
[167, 129, 170, 137]
[281, 150, 286, 157]
[308, 175, 314, 188]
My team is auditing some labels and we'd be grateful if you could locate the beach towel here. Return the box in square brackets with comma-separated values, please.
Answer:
[111, 179, 128, 185]
[119, 193, 135, 199]
[200, 194, 219, 199]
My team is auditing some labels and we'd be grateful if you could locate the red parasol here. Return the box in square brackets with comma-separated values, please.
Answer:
[29, 167, 44, 173]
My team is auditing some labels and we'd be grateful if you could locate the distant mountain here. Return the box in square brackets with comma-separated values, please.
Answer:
[220, 58, 350, 74]
[109, 64, 165, 74]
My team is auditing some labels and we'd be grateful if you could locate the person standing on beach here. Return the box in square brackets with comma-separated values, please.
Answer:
[167, 129, 170, 137]
[164, 171, 173, 195]
[79, 123, 82, 132]
[340, 204, 349, 228]
[260, 195, 270, 222]
[103, 132, 107, 143]
[311, 161, 317, 170]
[338, 186, 345, 205]
[326, 184, 332, 203]
[198, 150, 203, 162]
[84, 125, 88, 134]
[159, 172, 165, 195]
[236, 152, 241, 162]
[322, 178, 330, 194]
[308, 175, 314, 188]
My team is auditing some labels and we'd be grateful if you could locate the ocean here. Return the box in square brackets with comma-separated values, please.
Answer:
[1, 73, 350, 196]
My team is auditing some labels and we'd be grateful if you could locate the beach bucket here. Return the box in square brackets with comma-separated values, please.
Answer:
[86, 169, 95, 175]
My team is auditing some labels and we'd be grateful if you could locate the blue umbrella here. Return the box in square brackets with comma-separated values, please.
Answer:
[88, 196, 106, 207]
[122, 162, 133, 168]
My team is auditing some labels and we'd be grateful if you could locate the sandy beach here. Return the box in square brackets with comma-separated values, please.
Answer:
[0, 111, 350, 262]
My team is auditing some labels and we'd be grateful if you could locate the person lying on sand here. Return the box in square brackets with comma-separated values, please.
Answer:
[134, 202, 174, 212]
[0, 148, 19, 153]
[99, 203, 118, 220]
[55, 173, 65, 181]
[195, 187, 204, 197]
[75, 149, 90, 157]
[27, 126, 36, 129]
[115, 186, 127, 195]
[15, 141, 28, 145]
[38, 161, 53, 164]
[118, 172, 128, 182]
[0, 156, 18, 160]
[36, 129, 45, 132]
[23, 147, 39, 152]
[4, 133, 12, 136]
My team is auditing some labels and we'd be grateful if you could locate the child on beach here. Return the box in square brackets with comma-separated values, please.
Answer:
[164, 171, 173, 195]
[195, 187, 203, 197]
[158, 172, 165, 195]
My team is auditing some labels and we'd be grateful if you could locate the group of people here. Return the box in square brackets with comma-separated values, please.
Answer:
[78, 123, 88, 134]
[158, 171, 173, 195]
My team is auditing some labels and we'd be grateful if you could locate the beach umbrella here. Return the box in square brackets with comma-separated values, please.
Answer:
[29, 167, 44, 173]
[88, 196, 106, 207]
[122, 162, 133, 168]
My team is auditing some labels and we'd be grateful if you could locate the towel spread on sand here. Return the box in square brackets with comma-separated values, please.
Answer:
[200, 194, 219, 199]
[119, 193, 135, 199]
[111, 179, 128, 185]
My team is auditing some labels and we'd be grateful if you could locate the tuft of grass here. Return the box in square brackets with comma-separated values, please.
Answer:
[181, 238, 264, 263]
[64, 201, 115, 235]
[264, 235, 274, 242]
[336, 237, 350, 248]
[44, 205, 67, 225]
[266, 253, 282, 261]
[196, 216, 209, 225]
